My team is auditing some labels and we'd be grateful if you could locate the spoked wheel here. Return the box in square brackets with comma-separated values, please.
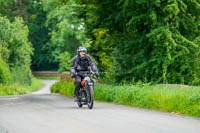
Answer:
[77, 95, 82, 108]
[87, 86, 94, 109]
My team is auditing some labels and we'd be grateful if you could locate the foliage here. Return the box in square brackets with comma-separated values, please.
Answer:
[0, 16, 33, 85]
[41, 0, 87, 71]
[0, 0, 33, 21]
[50, 81, 74, 96]
[76, 0, 200, 85]
[27, 0, 52, 71]
[58, 52, 71, 72]
[11, 67, 32, 85]
[0, 57, 12, 84]
[1, 0, 200, 85]
[89, 28, 114, 79]
[0, 0, 77, 71]
[0, 77, 43, 96]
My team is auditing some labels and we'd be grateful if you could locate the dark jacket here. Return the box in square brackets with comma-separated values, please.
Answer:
[70, 55, 99, 77]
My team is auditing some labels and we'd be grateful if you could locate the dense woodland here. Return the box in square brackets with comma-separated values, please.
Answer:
[0, 0, 200, 85]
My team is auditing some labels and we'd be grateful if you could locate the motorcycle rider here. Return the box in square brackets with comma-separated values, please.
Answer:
[70, 46, 99, 101]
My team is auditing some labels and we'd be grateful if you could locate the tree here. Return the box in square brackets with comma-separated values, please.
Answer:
[76, 0, 200, 85]
[0, 16, 33, 85]
[42, 0, 87, 71]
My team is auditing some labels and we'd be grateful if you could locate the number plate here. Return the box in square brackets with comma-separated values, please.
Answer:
[88, 82, 93, 86]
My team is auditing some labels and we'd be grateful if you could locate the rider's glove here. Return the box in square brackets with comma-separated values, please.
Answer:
[95, 72, 99, 78]
[70, 73, 75, 78]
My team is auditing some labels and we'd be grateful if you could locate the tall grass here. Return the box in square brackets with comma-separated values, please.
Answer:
[95, 84, 200, 117]
[11, 67, 32, 85]
[0, 78, 43, 96]
[50, 81, 200, 117]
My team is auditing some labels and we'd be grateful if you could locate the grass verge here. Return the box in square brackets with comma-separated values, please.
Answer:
[0, 77, 43, 96]
[50, 81, 200, 117]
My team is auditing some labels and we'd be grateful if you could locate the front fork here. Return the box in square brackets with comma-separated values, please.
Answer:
[79, 78, 94, 102]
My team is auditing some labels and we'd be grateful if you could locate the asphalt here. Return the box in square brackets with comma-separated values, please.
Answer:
[0, 80, 199, 133]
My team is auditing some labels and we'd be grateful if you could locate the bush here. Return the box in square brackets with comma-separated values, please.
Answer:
[0, 84, 19, 96]
[51, 81, 74, 96]
[0, 57, 12, 84]
[0, 16, 33, 85]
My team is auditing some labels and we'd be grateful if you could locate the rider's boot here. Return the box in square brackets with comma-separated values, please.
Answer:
[74, 89, 80, 102]
[74, 95, 78, 102]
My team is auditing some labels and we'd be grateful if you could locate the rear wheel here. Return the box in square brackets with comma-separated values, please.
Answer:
[87, 86, 94, 109]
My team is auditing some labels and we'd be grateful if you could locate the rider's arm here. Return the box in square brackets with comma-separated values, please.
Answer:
[70, 56, 77, 78]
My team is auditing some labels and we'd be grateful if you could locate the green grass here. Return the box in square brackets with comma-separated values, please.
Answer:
[94, 84, 200, 117]
[50, 81, 200, 117]
[0, 78, 43, 96]
[36, 77, 60, 80]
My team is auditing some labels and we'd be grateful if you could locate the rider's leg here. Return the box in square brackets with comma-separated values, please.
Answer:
[74, 75, 82, 97]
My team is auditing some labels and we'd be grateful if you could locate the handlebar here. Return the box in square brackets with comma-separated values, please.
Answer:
[76, 71, 95, 77]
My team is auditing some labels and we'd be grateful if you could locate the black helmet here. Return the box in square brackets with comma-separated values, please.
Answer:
[77, 46, 87, 54]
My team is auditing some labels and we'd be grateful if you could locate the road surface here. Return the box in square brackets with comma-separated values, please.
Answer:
[0, 80, 199, 133]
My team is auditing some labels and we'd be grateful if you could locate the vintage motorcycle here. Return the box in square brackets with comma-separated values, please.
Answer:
[76, 70, 95, 109]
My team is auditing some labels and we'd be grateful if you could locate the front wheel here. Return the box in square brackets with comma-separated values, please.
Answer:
[77, 102, 83, 108]
[77, 93, 82, 108]
[87, 86, 94, 109]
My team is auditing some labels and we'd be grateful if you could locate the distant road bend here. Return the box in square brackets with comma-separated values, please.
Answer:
[0, 80, 199, 133]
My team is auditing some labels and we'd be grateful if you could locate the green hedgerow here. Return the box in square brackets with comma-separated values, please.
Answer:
[0, 57, 12, 85]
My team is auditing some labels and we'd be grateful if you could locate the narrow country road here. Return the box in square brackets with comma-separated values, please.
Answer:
[0, 80, 200, 133]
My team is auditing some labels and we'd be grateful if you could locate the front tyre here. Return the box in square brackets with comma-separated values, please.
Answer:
[77, 101, 83, 108]
[87, 86, 94, 109]
[77, 94, 82, 108]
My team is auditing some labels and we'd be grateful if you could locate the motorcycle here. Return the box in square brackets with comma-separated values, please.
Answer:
[76, 70, 95, 109]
